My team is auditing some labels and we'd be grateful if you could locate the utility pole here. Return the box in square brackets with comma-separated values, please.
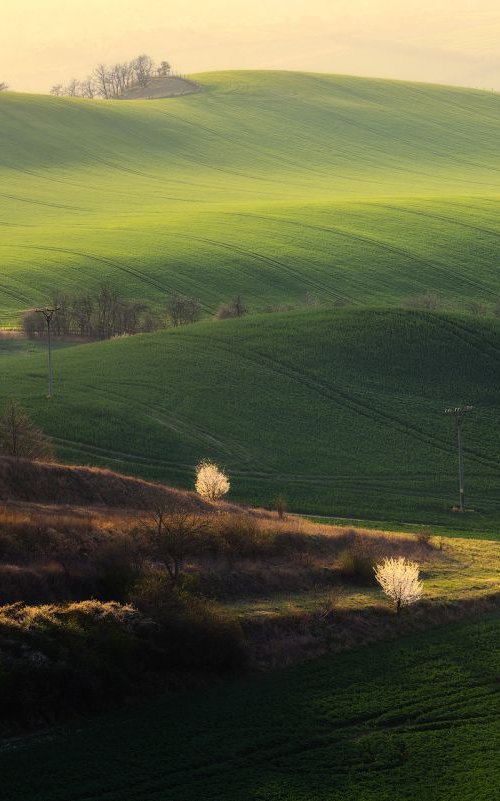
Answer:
[35, 307, 59, 399]
[444, 406, 473, 512]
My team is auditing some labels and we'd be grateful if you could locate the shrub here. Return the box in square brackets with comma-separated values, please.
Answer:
[215, 295, 248, 320]
[0, 595, 246, 729]
[204, 513, 274, 560]
[338, 541, 377, 586]
[404, 292, 442, 310]
[144, 504, 207, 583]
[416, 528, 433, 548]
[0, 400, 54, 461]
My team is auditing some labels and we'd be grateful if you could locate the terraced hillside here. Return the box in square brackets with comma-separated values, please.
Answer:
[3, 308, 500, 527]
[2, 71, 500, 323]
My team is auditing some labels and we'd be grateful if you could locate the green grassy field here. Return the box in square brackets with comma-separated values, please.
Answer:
[1, 614, 498, 801]
[3, 70, 500, 523]
[2, 307, 500, 528]
[2, 71, 500, 323]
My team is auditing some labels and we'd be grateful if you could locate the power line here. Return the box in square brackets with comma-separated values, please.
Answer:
[35, 307, 60, 400]
[444, 405, 473, 512]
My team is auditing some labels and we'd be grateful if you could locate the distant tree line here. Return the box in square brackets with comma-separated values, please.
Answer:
[0, 82, 9, 92]
[50, 54, 172, 100]
[23, 285, 161, 340]
[22, 285, 251, 341]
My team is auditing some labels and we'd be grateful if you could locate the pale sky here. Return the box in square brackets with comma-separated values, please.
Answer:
[1, 0, 500, 93]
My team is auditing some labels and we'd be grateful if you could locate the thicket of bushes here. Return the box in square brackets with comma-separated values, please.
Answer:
[0, 496, 436, 730]
[0, 597, 244, 730]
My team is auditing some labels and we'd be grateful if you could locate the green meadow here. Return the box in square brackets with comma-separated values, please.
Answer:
[2, 71, 500, 523]
[1, 71, 500, 800]
[1, 615, 498, 801]
[2, 71, 500, 322]
[2, 307, 500, 529]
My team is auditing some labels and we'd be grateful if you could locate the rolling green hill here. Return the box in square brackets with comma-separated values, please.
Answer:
[2, 71, 500, 323]
[2, 614, 499, 800]
[3, 307, 500, 528]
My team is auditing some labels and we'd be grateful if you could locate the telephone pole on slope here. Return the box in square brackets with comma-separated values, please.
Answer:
[35, 307, 59, 399]
[444, 405, 473, 512]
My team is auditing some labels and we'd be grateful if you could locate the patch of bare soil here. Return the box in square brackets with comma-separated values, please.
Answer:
[118, 77, 201, 100]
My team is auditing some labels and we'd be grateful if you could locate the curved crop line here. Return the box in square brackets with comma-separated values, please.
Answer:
[12, 244, 195, 302]
[378, 201, 500, 250]
[179, 329, 500, 475]
[183, 232, 353, 305]
[240, 211, 494, 296]
[0, 190, 88, 212]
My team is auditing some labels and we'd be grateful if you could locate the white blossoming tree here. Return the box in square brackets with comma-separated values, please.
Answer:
[374, 557, 423, 613]
[195, 461, 230, 501]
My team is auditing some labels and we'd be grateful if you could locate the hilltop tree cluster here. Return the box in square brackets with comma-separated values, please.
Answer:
[50, 54, 172, 99]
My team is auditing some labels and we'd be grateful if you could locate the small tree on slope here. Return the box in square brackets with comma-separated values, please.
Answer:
[0, 399, 54, 461]
[195, 461, 230, 501]
[374, 557, 423, 613]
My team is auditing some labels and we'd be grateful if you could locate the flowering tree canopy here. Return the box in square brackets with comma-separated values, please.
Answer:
[195, 461, 230, 501]
[374, 556, 423, 613]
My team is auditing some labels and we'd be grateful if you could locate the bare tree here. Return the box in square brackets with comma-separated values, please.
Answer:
[64, 78, 81, 97]
[147, 501, 206, 583]
[132, 54, 154, 87]
[50, 84, 64, 97]
[166, 294, 202, 327]
[50, 291, 71, 337]
[22, 310, 46, 339]
[157, 61, 171, 77]
[80, 77, 96, 99]
[93, 63, 111, 99]
[94, 283, 121, 339]
[0, 400, 54, 462]
[112, 62, 134, 95]
[119, 301, 149, 334]
[0, 82, 9, 92]
[71, 294, 94, 337]
[216, 295, 248, 320]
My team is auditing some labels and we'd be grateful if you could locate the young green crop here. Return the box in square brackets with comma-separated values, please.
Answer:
[2, 72, 500, 322]
[2, 307, 500, 530]
[1, 614, 498, 800]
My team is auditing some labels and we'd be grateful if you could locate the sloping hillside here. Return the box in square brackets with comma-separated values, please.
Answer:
[3, 616, 500, 800]
[3, 308, 500, 527]
[1, 71, 500, 321]
[0, 456, 215, 511]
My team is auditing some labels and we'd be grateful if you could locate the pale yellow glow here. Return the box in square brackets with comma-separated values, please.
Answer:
[1, 0, 500, 93]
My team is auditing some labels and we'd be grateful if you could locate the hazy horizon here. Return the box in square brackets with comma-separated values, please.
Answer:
[1, 0, 500, 93]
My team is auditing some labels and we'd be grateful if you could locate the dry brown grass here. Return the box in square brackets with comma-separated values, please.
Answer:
[0, 456, 219, 512]
[243, 592, 500, 670]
